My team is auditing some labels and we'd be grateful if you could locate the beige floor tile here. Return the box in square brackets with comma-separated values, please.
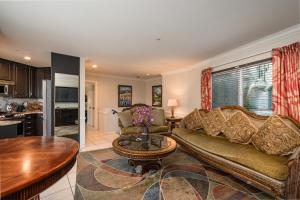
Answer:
[40, 176, 70, 197]
[67, 171, 77, 187]
[40, 187, 74, 200]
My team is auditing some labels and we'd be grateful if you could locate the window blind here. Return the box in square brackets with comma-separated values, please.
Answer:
[212, 59, 272, 115]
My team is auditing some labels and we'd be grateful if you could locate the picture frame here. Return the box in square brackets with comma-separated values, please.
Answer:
[152, 85, 162, 107]
[118, 85, 132, 107]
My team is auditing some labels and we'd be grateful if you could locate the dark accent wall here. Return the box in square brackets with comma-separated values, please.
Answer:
[51, 53, 80, 75]
[51, 52, 80, 142]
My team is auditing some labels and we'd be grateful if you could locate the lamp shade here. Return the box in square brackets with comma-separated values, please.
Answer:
[167, 99, 178, 107]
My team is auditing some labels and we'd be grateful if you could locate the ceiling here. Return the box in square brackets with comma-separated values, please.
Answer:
[0, 0, 299, 78]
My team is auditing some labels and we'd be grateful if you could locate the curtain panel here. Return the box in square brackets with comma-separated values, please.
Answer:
[201, 68, 212, 110]
[272, 42, 300, 122]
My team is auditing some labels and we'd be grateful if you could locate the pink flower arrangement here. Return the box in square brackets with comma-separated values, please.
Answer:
[132, 106, 153, 127]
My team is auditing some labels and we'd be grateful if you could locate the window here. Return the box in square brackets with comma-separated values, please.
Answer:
[212, 59, 272, 115]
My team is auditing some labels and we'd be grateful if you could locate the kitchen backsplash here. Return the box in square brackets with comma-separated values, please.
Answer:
[0, 96, 42, 112]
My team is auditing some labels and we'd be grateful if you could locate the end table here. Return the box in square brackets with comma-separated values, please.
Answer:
[166, 117, 183, 131]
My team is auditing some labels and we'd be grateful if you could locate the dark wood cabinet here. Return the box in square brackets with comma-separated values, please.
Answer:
[0, 59, 13, 81]
[23, 113, 43, 136]
[0, 58, 51, 98]
[14, 64, 29, 98]
[36, 67, 51, 98]
[29, 67, 37, 98]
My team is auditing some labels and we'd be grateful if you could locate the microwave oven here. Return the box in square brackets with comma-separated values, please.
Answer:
[0, 85, 8, 96]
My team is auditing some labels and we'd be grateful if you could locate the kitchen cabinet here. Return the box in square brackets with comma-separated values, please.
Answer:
[36, 67, 51, 98]
[24, 113, 43, 136]
[0, 59, 13, 81]
[29, 67, 37, 98]
[14, 64, 29, 98]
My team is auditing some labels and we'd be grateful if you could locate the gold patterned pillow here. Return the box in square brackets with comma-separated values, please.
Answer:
[183, 108, 203, 130]
[221, 111, 258, 144]
[251, 115, 300, 155]
[201, 108, 226, 136]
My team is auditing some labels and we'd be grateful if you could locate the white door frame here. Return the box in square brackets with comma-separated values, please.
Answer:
[85, 80, 99, 130]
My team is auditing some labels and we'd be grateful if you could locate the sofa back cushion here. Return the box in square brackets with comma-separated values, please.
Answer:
[182, 108, 203, 130]
[221, 111, 258, 144]
[151, 109, 165, 126]
[251, 115, 300, 156]
[118, 110, 133, 128]
[201, 108, 226, 136]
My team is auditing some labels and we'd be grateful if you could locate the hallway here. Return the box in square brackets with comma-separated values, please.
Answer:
[82, 125, 119, 151]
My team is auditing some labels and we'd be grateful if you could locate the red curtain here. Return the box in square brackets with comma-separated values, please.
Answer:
[201, 68, 212, 110]
[272, 42, 300, 122]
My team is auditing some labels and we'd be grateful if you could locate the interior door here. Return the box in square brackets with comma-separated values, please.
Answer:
[86, 84, 95, 127]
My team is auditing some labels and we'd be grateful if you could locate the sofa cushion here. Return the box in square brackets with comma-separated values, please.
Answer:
[221, 111, 258, 144]
[121, 127, 144, 135]
[173, 128, 289, 180]
[118, 111, 133, 128]
[182, 108, 203, 130]
[148, 125, 169, 133]
[151, 109, 165, 126]
[251, 115, 300, 156]
[201, 108, 226, 136]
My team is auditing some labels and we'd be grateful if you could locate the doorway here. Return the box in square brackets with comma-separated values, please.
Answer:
[85, 82, 95, 127]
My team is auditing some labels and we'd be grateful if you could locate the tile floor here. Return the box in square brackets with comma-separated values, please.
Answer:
[40, 126, 119, 200]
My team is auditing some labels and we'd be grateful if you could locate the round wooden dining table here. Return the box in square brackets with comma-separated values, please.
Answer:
[0, 136, 79, 200]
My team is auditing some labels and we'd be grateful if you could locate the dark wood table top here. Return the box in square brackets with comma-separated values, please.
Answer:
[0, 136, 79, 199]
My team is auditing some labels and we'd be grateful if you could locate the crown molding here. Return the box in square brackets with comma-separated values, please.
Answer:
[86, 72, 145, 81]
[161, 24, 300, 76]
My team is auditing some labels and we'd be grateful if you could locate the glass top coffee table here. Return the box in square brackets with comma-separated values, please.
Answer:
[112, 134, 177, 174]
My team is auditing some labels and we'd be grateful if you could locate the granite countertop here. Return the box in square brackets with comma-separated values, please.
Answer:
[0, 121, 21, 126]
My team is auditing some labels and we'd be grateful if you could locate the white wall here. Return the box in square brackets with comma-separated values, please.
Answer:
[162, 24, 300, 117]
[86, 74, 148, 132]
[145, 78, 162, 106]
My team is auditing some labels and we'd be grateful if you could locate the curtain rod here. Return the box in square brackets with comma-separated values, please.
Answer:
[213, 50, 272, 69]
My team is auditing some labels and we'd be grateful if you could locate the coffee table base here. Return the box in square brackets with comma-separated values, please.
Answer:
[128, 159, 162, 174]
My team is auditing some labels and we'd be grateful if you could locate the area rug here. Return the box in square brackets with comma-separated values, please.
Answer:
[75, 148, 273, 200]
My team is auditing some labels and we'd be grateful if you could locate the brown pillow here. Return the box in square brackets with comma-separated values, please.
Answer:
[221, 111, 258, 144]
[118, 110, 133, 128]
[251, 115, 300, 155]
[151, 109, 165, 126]
[183, 108, 203, 130]
[201, 108, 226, 136]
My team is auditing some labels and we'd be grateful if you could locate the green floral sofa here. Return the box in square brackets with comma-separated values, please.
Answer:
[118, 104, 169, 135]
[171, 106, 300, 199]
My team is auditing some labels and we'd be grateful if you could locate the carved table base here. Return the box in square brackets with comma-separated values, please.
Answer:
[128, 159, 162, 174]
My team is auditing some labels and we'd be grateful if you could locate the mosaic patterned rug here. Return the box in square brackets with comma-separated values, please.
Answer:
[75, 148, 273, 200]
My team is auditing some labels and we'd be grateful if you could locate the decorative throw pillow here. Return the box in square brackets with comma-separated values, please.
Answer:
[221, 111, 258, 144]
[118, 110, 133, 128]
[251, 115, 300, 155]
[183, 108, 203, 130]
[151, 109, 165, 126]
[201, 108, 226, 136]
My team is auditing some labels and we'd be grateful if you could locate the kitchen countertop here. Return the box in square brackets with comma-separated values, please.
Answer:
[0, 121, 21, 126]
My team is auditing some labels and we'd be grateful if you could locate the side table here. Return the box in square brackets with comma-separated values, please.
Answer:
[166, 117, 183, 131]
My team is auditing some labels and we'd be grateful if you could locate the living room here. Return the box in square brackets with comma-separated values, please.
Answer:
[0, 1, 300, 200]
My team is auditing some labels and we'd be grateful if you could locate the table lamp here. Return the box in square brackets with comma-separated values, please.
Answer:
[167, 99, 178, 118]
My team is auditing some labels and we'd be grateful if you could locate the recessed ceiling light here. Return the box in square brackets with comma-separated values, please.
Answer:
[146, 73, 150, 76]
[24, 56, 31, 60]
[92, 64, 97, 68]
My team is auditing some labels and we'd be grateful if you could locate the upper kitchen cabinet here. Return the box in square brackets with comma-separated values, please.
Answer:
[14, 64, 29, 98]
[29, 67, 37, 98]
[36, 67, 51, 98]
[0, 59, 14, 81]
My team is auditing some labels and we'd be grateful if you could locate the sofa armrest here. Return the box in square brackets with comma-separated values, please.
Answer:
[286, 146, 300, 199]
